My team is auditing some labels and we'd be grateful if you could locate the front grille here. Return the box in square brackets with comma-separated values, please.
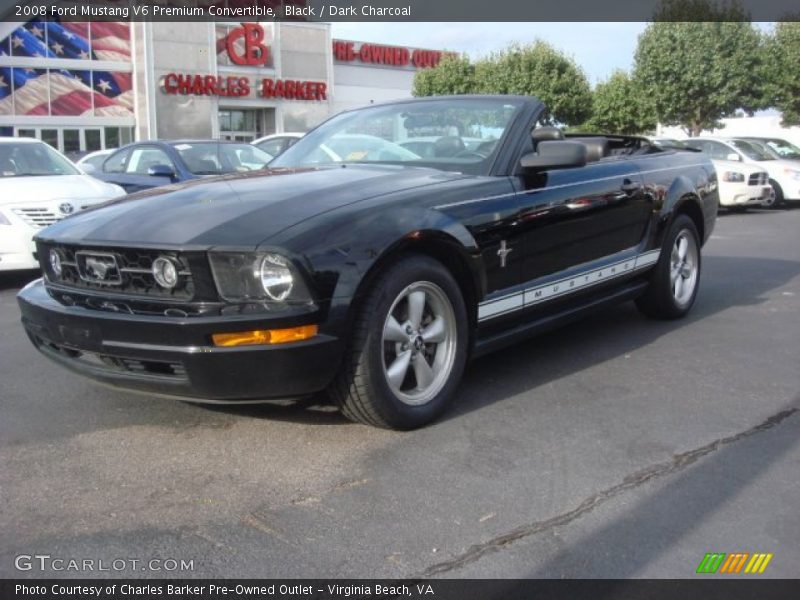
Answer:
[43, 244, 196, 300]
[13, 207, 61, 228]
[748, 172, 768, 186]
[35, 336, 187, 380]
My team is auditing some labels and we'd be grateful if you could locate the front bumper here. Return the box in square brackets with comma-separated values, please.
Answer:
[718, 182, 773, 207]
[0, 224, 38, 271]
[17, 280, 342, 401]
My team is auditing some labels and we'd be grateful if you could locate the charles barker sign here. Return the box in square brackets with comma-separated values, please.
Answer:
[161, 23, 327, 101]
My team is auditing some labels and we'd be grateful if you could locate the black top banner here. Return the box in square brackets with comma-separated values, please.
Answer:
[0, 0, 798, 22]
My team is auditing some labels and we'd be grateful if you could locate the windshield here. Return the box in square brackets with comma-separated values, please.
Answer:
[757, 138, 800, 160]
[270, 98, 524, 175]
[0, 142, 81, 177]
[173, 142, 273, 175]
[729, 139, 775, 161]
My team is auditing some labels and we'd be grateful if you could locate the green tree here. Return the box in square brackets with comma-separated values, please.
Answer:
[765, 20, 800, 126]
[412, 55, 476, 97]
[634, 19, 767, 136]
[584, 70, 658, 135]
[474, 42, 592, 126]
[652, 0, 749, 21]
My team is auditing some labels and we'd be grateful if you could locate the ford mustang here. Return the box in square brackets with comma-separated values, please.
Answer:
[17, 95, 718, 429]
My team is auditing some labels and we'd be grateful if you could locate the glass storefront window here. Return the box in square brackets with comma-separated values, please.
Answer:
[104, 127, 120, 149]
[12, 68, 49, 116]
[85, 129, 101, 152]
[63, 129, 80, 154]
[41, 129, 58, 148]
[18, 129, 36, 138]
[219, 109, 264, 142]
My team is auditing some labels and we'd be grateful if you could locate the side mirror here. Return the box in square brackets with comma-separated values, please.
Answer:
[726, 153, 741, 162]
[147, 164, 176, 178]
[521, 140, 587, 171]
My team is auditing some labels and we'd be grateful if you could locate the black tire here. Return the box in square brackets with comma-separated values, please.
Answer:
[769, 179, 784, 208]
[635, 214, 701, 320]
[330, 254, 469, 429]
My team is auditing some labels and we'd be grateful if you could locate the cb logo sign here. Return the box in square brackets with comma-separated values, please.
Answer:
[226, 23, 269, 66]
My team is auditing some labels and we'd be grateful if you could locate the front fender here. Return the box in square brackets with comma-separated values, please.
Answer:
[654, 168, 717, 248]
[265, 204, 482, 339]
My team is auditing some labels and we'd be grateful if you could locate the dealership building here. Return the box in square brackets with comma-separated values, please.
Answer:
[0, 20, 451, 154]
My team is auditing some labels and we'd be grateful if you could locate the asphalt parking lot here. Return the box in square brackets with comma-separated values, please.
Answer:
[1, 208, 798, 579]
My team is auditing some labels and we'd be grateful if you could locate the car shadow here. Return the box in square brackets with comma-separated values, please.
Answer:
[0, 270, 39, 292]
[202, 254, 799, 427]
[436, 254, 798, 424]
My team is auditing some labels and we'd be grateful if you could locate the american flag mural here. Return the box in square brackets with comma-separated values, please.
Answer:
[0, 21, 132, 117]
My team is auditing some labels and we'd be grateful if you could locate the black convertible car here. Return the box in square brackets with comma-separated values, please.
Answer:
[18, 95, 718, 429]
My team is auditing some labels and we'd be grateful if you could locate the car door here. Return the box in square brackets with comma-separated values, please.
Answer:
[101, 145, 178, 193]
[512, 135, 647, 286]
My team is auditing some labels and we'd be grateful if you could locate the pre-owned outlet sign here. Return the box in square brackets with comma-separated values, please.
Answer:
[332, 40, 456, 69]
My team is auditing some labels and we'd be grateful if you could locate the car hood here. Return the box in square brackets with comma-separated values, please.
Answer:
[744, 157, 799, 174]
[711, 159, 765, 176]
[36, 164, 466, 248]
[0, 174, 123, 207]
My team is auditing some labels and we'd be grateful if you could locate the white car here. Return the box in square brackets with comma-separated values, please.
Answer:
[710, 159, 773, 210]
[0, 138, 125, 271]
[685, 137, 800, 206]
[75, 149, 114, 174]
[251, 132, 304, 157]
[652, 138, 772, 209]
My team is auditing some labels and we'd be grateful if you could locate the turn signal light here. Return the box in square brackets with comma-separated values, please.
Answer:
[212, 325, 318, 347]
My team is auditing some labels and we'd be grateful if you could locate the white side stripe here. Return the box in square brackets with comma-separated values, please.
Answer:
[478, 249, 661, 322]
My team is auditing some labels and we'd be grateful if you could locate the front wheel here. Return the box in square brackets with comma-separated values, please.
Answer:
[330, 254, 468, 429]
[769, 179, 785, 209]
[635, 214, 701, 320]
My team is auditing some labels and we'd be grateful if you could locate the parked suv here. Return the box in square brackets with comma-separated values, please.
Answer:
[685, 137, 800, 206]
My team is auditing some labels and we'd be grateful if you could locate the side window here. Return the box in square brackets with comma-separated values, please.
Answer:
[706, 141, 732, 161]
[257, 138, 284, 156]
[126, 147, 174, 175]
[102, 148, 130, 173]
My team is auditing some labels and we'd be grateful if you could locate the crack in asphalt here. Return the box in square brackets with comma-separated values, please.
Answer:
[419, 405, 799, 577]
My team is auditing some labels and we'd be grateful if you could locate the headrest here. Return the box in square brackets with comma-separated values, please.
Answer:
[531, 126, 565, 142]
[569, 137, 610, 162]
[434, 136, 466, 158]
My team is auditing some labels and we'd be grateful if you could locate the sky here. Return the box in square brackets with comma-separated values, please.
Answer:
[330, 22, 775, 85]
[330, 22, 649, 84]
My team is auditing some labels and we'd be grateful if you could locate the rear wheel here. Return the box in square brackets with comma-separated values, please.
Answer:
[331, 255, 468, 429]
[636, 214, 701, 320]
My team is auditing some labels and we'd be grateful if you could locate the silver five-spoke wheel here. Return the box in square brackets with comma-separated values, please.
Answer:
[670, 230, 698, 307]
[382, 281, 457, 406]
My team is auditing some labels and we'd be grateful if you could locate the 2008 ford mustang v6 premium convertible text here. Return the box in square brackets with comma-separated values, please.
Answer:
[18, 96, 718, 429]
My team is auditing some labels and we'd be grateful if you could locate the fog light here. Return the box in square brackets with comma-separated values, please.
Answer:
[49, 249, 63, 277]
[211, 325, 318, 347]
[152, 256, 178, 289]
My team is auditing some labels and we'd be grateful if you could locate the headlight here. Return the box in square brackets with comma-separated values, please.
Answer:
[784, 168, 800, 181]
[208, 251, 312, 304]
[721, 171, 745, 183]
[152, 256, 178, 289]
[49, 249, 63, 277]
[0, 211, 10, 226]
